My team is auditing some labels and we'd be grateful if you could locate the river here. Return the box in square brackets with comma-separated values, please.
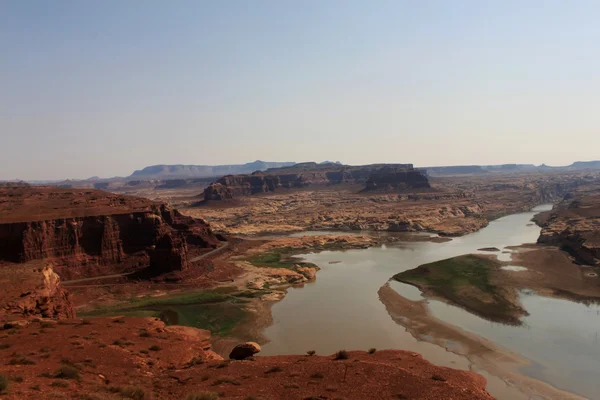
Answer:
[260, 205, 600, 399]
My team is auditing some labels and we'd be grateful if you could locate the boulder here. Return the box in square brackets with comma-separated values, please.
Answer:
[229, 342, 261, 360]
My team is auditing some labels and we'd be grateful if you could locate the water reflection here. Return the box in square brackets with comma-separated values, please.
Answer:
[259, 204, 600, 398]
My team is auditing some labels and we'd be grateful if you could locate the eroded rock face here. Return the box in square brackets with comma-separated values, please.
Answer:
[229, 342, 261, 360]
[364, 165, 430, 191]
[149, 232, 189, 273]
[0, 188, 222, 277]
[204, 163, 430, 200]
[537, 195, 600, 265]
[6, 265, 75, 319]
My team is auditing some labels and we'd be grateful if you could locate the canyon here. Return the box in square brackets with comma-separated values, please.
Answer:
[0, 184, 498, 399]
[2, 167, 600, 400]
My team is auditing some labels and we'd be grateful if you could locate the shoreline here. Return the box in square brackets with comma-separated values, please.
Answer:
[377, 283, 584, 400]
[236, 236, 581, 399]
[73, 210, 591, 400]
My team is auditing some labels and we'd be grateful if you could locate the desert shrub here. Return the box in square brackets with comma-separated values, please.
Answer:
[148, 345, 161, 351]
[53, 365, 80, 380]
[9, 354, 35, 365]
[0, 343, 10, 349]
[51, 380, 69, 387]
[432, 374, 446, 382]
[264, 366, 283, 374]
[0, 375, 9, 393]
[283, 383, 300, 389]
[310, 372, 324, 379]
[368, 348, 376, 354]
[118, 386, 148, 400]
[139, 330, 151, 338]
[333, 350, 349, 360]
[184, 392, 220, 400]
[211, 378, 240, 386]
[10, 376, 23, 382]
[306, 350, 316, 356]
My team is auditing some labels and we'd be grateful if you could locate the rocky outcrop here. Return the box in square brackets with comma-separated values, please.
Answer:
[364, 165, 430, 191]
[537, 195, 600, 265]
[5, 265, 75, 319]
[204, 163, 430, 200]
[0, 187, 222, 277]
[149, 232, 189, 273]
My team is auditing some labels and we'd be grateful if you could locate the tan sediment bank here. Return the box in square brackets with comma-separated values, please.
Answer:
[377, 283, 584, 400]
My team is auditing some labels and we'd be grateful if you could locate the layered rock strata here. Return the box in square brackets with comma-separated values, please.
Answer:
[537, 194, 600, 265]
[204, 163, 430, 200]
[0, 187, 221, 276]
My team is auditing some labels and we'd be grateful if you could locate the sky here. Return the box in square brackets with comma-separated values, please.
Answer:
[1, 1, 600, 180]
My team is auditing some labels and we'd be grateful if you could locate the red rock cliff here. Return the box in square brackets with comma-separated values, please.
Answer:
[0, 187, 222, 278]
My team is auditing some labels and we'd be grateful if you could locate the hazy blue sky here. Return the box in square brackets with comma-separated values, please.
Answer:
[2, 1, 599, 180]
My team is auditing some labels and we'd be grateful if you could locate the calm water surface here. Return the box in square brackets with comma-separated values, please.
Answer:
[260, 205, 600, 399]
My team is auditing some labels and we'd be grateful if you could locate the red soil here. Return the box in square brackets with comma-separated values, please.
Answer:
[0, 317, 492, 400]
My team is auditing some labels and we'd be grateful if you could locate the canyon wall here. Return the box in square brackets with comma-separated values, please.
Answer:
[537, 194, 600, 266]
[0, 187, 222, 278]
[204, 163, 430, 200]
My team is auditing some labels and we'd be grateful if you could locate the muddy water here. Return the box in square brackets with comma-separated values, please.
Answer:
[425, 291, 600, 399]
[259, 205, 600, 399]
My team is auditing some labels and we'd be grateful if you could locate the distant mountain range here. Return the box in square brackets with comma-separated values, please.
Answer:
[129, 160, 296, 179]
[5, 160, 600, 185]
[422, 161, 600, 176]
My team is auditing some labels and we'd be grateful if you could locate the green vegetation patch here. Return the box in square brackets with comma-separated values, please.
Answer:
[393, 254, 523, 325]
[246, 248, 298, 269]
[245, 247, 316, 270]
[78, 288, 263, 337]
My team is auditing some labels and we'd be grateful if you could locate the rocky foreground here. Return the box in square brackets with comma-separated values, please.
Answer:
[0, 264, 494, 400]
[0, 316, 492, 400]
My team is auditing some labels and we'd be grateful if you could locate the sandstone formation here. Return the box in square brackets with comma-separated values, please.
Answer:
[5, 265, 75, 319]
[203, 163, 430, 200]
[228, 341, 261, 360]
[0, 187, 222, 278]
[537, 194, 600, 265]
